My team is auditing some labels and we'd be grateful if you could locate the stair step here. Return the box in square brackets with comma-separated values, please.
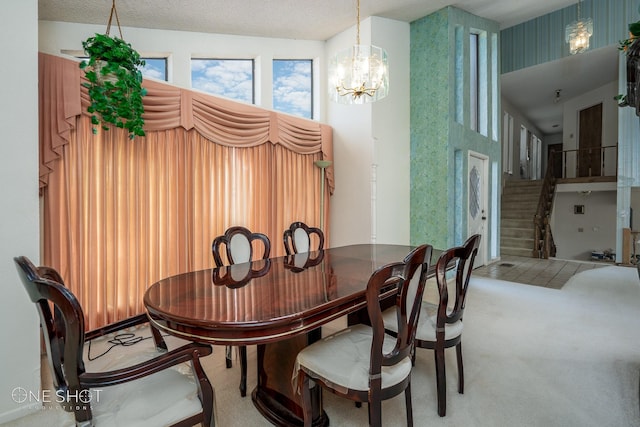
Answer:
[502, 210, 536, 219]
[501, 247, 535, 257]
[501, 236, 534, 249]
[500, 179, 553, 259]
[501, 228, 533, 239]
[501, 192, 540, 201]
[501, 202, 538, 211]
[502, 218, 533, 228]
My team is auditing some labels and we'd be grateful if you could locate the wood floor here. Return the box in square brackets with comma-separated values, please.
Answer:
[473, 255, 610, 289]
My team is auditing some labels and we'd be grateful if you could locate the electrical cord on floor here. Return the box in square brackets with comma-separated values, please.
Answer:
[87, 332, 169, 361]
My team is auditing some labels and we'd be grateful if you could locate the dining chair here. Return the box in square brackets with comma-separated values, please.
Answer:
[294, 244, 432, 427]
[14, 256, 215, 427]
[383, 234, 481, 417]
[211, 225, 271, 397]
[282, 221, 324, 255]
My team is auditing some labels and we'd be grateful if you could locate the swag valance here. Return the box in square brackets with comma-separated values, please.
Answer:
[39, 52, 334, 192]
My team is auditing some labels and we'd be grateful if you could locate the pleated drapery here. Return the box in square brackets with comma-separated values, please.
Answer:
[39, 53, 334, 329]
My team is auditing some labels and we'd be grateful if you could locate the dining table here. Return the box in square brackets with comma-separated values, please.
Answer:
[144, 244, 439, 426]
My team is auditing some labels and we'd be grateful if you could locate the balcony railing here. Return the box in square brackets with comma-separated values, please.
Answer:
[533, 145, 617, 258]
[551, 145, 618, 180]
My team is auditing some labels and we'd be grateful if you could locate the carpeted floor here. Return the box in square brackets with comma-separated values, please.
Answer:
[4, 265, 640, 426]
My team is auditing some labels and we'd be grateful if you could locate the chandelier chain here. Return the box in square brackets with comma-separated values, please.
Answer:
[356, 0, 361, 45]
[577, 0, 581, 20]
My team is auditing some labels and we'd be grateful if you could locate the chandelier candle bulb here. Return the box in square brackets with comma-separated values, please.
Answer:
[328, 0, 389, 104]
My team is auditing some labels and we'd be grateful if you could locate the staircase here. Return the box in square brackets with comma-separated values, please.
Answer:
[500, 179, 544, 257]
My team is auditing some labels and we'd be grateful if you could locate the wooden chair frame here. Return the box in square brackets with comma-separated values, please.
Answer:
[297, 245, 432, 427]
[415, 234, 481, 417]
[211, 225, 271, 397]
[14, 256, 214, 427]
[282, 221, 324, 255]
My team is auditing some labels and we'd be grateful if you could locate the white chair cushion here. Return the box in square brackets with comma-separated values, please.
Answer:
[229, 233, 251, 263]
[382, 303, 463, 342]
[293, 228, 310, 253]
[77, 366, 204, 427]
[75, 325, 206, 427]
[294, 324, 412, 393]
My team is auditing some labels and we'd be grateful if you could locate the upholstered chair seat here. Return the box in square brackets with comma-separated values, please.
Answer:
[14, 256, 215, 427]
[294, 245, 432, 427]
[294, 324, 412, 392]
[383, 234, 481, 417]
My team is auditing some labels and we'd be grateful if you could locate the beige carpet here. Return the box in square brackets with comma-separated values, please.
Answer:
[4, 265, 640, 426]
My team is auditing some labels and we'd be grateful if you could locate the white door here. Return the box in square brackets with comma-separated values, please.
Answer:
[468, 151, 488, 267]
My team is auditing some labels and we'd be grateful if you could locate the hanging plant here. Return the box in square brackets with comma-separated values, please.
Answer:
[616, 7, 640, 110]
[79, 1, 146, 139]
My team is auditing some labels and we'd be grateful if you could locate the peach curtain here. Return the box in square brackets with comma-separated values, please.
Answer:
[39, 53, 333, 329]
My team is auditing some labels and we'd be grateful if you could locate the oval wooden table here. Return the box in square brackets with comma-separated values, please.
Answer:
[144, 244, 436, 426]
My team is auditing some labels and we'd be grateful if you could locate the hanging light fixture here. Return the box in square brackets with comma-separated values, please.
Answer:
[328, 0, 389, 104]
[565, 0, 593, 55]
[554, 89, 562, 104]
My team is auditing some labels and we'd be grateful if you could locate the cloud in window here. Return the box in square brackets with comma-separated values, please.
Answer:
[273, 60, 311, 119]
[191, 59, 253, 103]
[141, 58, 167, 81]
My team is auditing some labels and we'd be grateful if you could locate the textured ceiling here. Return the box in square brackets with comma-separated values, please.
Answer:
[39, 0, 579, 41]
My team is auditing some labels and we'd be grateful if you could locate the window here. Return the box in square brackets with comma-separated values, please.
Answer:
[191, 59, 254, 103]
[469, 32, 479, 132]
[272, 60, 313, 119]
[469, 30, 488, 136]
[502, 112, 514, 174]
[141, 58, 168, 81]
[520, 125, 529, 179]
[72, 53, 168, 82]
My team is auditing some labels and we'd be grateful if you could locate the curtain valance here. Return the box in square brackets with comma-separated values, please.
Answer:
[39, 52, 334, 192]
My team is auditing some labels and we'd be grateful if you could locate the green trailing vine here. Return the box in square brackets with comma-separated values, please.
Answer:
[79, 33, 147, 139]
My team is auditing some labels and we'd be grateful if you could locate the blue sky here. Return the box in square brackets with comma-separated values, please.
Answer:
[191, 59, 254, 103]
[188, 59, 312, 119]
[272, 60, 312, 119]
[140, 58, 312, 119]
[141, 58, 167, 81]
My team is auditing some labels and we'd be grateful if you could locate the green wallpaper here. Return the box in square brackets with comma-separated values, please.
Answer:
[410, 8, 450, 250]
[410, 6, 501, 251]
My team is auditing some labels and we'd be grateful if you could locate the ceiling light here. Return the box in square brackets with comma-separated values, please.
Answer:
[328, 0, 389, 104]
[565, 0, 593, 55]
[554, 89, 562, 103]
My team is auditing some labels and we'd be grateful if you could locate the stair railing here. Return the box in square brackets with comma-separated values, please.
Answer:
[533, 151, 558, 258]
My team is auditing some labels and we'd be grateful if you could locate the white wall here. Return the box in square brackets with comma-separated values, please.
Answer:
[371, 17, 411, 245]
[552, 184, 617, 260]
[0, 1, 41, 422]
[501, 96, 544, 181]
[326, 17, 410, 247]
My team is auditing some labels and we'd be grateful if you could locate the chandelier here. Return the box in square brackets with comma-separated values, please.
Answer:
[328, 0, 389, 104]
[565, 0, 593, 55]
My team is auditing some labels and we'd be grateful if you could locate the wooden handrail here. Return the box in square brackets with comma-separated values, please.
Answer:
[529, 145, 617, 258]
[533, 150, 558, 258]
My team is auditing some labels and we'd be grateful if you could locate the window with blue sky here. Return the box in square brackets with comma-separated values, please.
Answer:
[273, 60, 312, 119]
[141, 58, 167, 81]
[76, 56, 168, 81]
[191, 59, 254, 103]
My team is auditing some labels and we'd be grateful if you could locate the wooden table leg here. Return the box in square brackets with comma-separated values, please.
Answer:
[252, 330, 328, 426]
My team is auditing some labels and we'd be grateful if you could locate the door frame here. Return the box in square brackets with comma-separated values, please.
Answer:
[467, 151, 489, 267]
